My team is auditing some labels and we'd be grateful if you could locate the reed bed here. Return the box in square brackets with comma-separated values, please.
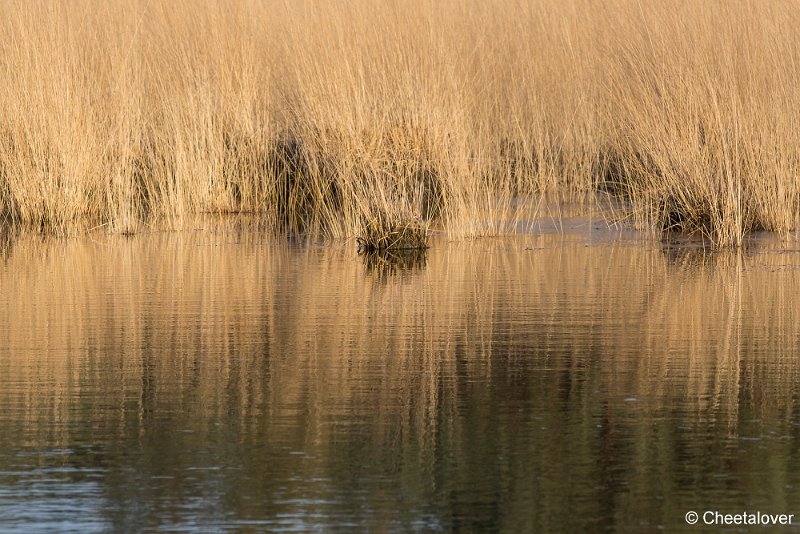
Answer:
[1, 0, 799, 246]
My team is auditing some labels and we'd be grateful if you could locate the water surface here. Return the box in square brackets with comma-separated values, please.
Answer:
[1, 221, 800, 532]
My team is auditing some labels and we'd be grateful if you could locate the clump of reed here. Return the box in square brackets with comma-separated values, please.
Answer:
[1, 0, 800, 246]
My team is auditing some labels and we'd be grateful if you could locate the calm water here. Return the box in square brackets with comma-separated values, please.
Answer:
[2, 219, 800, 532]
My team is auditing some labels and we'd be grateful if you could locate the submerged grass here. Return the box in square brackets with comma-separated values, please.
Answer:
[1, 0, 800, 246]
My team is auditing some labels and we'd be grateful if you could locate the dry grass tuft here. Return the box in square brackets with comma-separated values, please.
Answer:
[357, 217, 429, 253]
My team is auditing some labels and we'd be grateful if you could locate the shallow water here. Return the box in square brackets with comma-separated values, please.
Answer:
[1, 220, 800, 532]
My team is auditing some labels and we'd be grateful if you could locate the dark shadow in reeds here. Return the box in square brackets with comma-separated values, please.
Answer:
[418, 168, 443, 221]
[269, 137, 343, 235]
[593, 147, 751, 245]
[271, 137, 311, 233]
[594, 147, 632, 196]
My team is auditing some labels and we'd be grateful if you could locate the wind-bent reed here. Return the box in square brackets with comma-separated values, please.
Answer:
[1, 0, 799, 246]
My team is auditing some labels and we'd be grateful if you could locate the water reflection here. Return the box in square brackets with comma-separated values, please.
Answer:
[0, 229, 13, 261]
[360, 248, 427, 280]
[660, 241, 716, 269]
[0, 226, 799, 531]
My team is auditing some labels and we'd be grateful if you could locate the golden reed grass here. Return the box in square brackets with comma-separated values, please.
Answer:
[1, 0, 799, 245]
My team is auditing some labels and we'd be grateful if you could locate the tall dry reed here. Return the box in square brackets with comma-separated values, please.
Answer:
[1, 0, 799, 245]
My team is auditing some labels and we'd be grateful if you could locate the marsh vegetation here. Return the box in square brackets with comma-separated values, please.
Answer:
[1, 0, 799, 246]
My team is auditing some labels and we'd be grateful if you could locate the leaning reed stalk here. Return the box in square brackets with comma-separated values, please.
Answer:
[0, 0, 799, 246]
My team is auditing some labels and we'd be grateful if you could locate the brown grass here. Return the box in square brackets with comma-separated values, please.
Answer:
[1, 0, 799, 245]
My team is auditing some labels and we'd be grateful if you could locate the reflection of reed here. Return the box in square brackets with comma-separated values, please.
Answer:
[660, 241, 715, 269]
[0, 228, 15, 261]
[1, 230, 800, 529]
[360, 248, 427, 281]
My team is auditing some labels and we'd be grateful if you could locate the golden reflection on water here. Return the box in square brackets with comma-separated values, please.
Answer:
[1, 224, 800, 530]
